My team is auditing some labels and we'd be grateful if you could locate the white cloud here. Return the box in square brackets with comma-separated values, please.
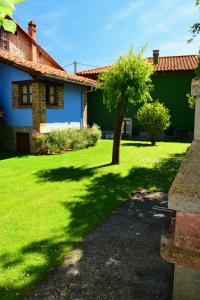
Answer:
[106, 1, 141, 30]
[159, 37, 200, 56]
[138, 0, 199, 39]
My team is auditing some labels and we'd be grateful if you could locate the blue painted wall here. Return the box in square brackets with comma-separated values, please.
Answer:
[0, 62, 33, 126]
[0, 62, 84, 128]
[46, 83, 83, 126]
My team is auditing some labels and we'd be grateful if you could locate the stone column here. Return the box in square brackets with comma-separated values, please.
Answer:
[32, 81, 46, 130]
[193, 78, 200, 141]
[161, 78, 200, 300]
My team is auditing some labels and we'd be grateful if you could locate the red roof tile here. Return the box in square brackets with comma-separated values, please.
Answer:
[147, 55, 198, 72]
[0, 50, 97, 86]
[76, 55, 198, 77]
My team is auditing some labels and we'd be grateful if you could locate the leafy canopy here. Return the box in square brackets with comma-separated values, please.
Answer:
[189, 0, 200, 41]
[99, 48, 154, 110]
[0, 0, 24, 33]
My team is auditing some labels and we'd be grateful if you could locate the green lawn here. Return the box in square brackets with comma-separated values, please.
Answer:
[0, 140, 189, 299]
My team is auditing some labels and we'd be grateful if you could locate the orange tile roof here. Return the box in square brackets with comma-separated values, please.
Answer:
[147, 55, 198, 72]
[0, 50, 97, 86]
[76, 55, 198, 76]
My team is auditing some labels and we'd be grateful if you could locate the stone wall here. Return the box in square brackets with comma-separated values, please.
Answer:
[2, 26, 61, 69]
[0, 125, 35, 152]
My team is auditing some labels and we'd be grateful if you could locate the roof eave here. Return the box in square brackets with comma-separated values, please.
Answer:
[40, 74, 97, 87]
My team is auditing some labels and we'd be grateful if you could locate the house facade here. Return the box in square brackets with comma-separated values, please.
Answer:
[0, 21, 96, 152]
[77, 51, 198, 140]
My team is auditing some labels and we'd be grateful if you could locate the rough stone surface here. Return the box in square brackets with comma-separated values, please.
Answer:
[169, 141, 200, 214]
[169, 79, 200, 214]
[191, 77, 200, 98]
[173, 265, 200, 300]
[192, 78, 200, 141]
[25, 190, 173, 300]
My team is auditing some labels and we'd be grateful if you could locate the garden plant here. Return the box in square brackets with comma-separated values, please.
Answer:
[32, 124, 102, 154]
[136, 102, 171, 146]
[99, 48, 154, 165]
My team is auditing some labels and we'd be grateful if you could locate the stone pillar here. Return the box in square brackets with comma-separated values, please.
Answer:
[32, 82, 46, 130]
[193, 78, 200, 141]
[161, 78, 200, 300]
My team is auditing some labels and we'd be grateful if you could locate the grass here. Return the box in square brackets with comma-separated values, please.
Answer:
[0, 140, 189, 299]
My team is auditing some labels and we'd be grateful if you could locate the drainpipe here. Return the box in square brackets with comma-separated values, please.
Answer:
[81, 86, 94, 128]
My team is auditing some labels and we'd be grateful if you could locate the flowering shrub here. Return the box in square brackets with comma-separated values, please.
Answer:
[32, 124, 102, 154]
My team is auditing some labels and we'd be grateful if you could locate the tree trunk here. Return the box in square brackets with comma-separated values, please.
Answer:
[149, 130, 157, 146]
[112, 97, 128, 165]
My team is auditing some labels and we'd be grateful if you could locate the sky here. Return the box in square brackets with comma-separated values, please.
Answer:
[14, 0, 200, 73]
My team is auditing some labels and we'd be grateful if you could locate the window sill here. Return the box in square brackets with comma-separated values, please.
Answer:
[15, 104, 32, 108]
[46, 105, 62, 109]
[19, 103, 32, 108]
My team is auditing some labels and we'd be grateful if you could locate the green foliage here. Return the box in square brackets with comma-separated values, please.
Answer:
[136, 102, 171, 146]
[188, 0, 200, 41]
[0, 0, 24, 33]
[99, 48, 154, 110]
[33, 125, 102, 154]
[186, 93, 196, 109]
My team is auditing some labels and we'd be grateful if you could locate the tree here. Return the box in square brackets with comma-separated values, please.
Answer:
[99, 48, 154, 165]
[136, 102, 171, 146]
[0, 0, 24, 34]
[189, 0, 200, 41]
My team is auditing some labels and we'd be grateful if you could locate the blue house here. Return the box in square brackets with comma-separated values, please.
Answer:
[0, 21, 96, 152]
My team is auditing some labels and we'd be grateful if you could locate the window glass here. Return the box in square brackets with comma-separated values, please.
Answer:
[21, 84, 32, 104]
[50, 95, 55, 104]
[22, 85, 28, 94]
[22, 95, 28, 103]
[50, 86, 55, 95]
[46, 85, 56, 105]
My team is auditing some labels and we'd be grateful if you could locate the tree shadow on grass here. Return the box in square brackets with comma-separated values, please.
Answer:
[0, 153, 184, 300]
[35, 163, 112, 183]
[63, 153, 184, 237]
[122, 142, 153, 147]
[0, 151, 31, 160]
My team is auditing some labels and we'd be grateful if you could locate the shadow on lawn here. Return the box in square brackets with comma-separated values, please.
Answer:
[121, 142, 153, 147]
[35, 163, 112, 183]
[0, 151, 31, 160]
[0, 152, 184, 300]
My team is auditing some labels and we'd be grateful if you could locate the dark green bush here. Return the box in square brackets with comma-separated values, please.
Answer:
[136, 102, 171, 146]
[33, 124, 102, 154]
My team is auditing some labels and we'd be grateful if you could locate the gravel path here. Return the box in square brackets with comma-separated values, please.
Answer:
[25, 190, 173, 300]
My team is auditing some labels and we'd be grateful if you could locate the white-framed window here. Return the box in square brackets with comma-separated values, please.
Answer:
[46, 85, 57, 106]
[21, 84, 32, 104]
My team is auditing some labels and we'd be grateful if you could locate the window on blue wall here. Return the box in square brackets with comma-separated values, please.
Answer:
[21, 84, 32, 104]
[46, 85, 57, 106]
